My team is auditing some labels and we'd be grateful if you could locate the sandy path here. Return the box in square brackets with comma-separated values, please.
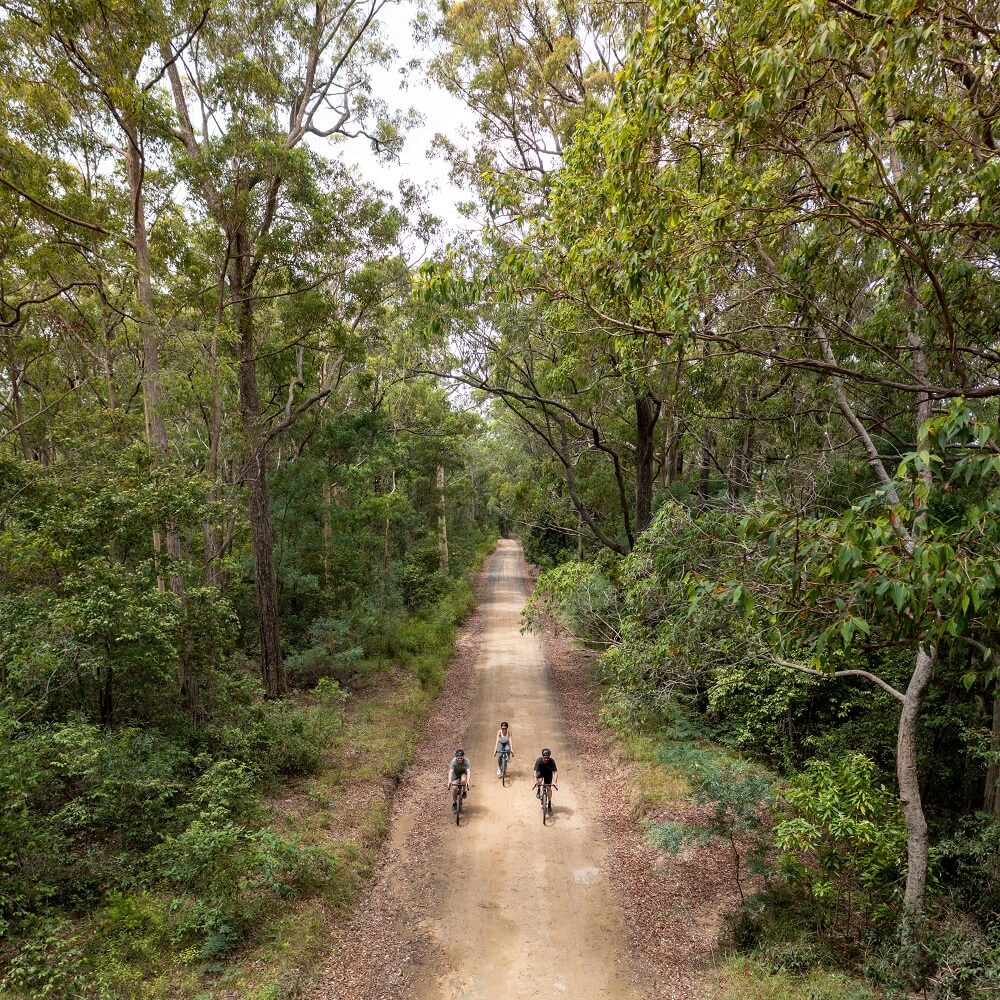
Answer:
[407, 540, 643, 1000]
[313, 541, 646, 1000]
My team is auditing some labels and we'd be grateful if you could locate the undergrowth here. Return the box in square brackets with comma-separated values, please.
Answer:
[0, 537, 494, 1000]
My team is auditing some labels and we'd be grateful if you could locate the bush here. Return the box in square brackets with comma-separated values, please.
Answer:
[284, 617, 365, 688]
[155, 805, 335, 958]
[774, 753, 908, 939]
[1, 919, 89, 998]
[397, 562, 450, 609]
[936, 814, 1000, 922]
[217, 700, 332, 781]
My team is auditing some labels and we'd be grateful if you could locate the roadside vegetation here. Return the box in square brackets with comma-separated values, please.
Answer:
[3, 0, 1000, 997]
[422, 0, 1000, 996]
[0, 3, 510, 995]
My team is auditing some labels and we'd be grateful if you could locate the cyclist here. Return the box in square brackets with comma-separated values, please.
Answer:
[533, 747, 558, 808]
[495, 721, 513, 775]
[448, 749, 471, 811]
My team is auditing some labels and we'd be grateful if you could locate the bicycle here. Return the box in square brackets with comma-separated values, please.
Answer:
[496, 748, 511, 785]
[538, 783, 557, 824]
[450, 781, 469, 825]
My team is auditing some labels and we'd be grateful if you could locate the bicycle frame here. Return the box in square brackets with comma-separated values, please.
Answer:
[540, 782, 553, 823]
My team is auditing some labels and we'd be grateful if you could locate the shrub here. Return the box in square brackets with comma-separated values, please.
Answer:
[774, 753, 908, 939]
[1, 919, 90, 998]
[217, 701, 329, 781]
[397, 563, 450, 609]
[155, 812, 334, 957]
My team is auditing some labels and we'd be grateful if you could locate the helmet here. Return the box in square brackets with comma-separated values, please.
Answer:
[455, 749, 465, 756]
[541, 748, 551, 756]
[500, 721, 508, 727]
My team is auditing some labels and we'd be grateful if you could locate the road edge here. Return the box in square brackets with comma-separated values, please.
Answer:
[519, 547, 739, 1000]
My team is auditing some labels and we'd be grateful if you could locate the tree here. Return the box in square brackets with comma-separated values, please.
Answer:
[159, 0, 394, 696]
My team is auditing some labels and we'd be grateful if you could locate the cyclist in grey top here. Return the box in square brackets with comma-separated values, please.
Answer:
[448, 749, 470, 811]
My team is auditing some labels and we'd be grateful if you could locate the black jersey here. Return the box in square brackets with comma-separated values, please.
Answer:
[534, 756, 557, 782]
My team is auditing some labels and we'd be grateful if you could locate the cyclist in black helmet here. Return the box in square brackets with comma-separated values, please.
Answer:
[448, 749, 470, 811]
[533, 747, 558, 807]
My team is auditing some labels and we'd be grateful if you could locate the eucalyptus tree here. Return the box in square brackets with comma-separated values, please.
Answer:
[428, 0, 640, 207]
[158, 0, 397, 697]
[536, 0, 1000, 918]
[425, 1, 683, 546]
[2, 0, 219, 711]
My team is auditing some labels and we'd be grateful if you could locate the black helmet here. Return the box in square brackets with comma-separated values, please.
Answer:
[455, 749, 465, 756]
[500, 721, 508, 727]
[541, 748, 551, 756]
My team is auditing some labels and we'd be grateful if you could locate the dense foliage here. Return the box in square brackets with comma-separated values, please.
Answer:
[428, 0, 1000, 993]
[4, 0, 1000, 995]
[0, 1, 500, 993]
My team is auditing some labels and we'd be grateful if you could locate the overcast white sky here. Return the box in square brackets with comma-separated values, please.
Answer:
[325, 0, 482, 245]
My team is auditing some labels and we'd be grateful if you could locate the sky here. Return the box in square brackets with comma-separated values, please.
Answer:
[327, 0, 483, 246]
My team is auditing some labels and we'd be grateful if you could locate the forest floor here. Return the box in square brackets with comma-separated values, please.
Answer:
[307, 540, 738, 1000]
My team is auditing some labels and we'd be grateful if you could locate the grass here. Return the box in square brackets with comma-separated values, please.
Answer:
[194, 580, 482, 998]
[712, 957, 881, 1000]
[612, 728, 691, 814]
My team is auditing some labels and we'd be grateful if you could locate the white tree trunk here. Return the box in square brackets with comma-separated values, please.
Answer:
[437, 464, 449, 575]
[898, 644, 937, 916]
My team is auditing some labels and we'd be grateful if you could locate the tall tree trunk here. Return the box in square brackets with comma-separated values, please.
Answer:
[229, 227, 286, 698]
[635, 393, 661, 534]
[125, 131, 197, 716]
[4, 336, 30, 461]
[698, 429, 712, 509]
[729, 389, 753, 499]
[985, 692, 1000, 814]
[202, 282, 226, 588]
[383, 466, 396, 573]
[99, 663, 113, 727]
[898, 644, 937, 917]
[437, 464, 449, 575]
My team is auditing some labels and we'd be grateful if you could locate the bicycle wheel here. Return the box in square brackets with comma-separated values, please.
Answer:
[455, 792, 462, 825]
[541, 788, 548, 825]
[500, 753, 508, 785]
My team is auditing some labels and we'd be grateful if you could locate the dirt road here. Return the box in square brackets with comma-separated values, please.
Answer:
[317, 540, 645, 1000]
[407, 540, 643, 1000]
